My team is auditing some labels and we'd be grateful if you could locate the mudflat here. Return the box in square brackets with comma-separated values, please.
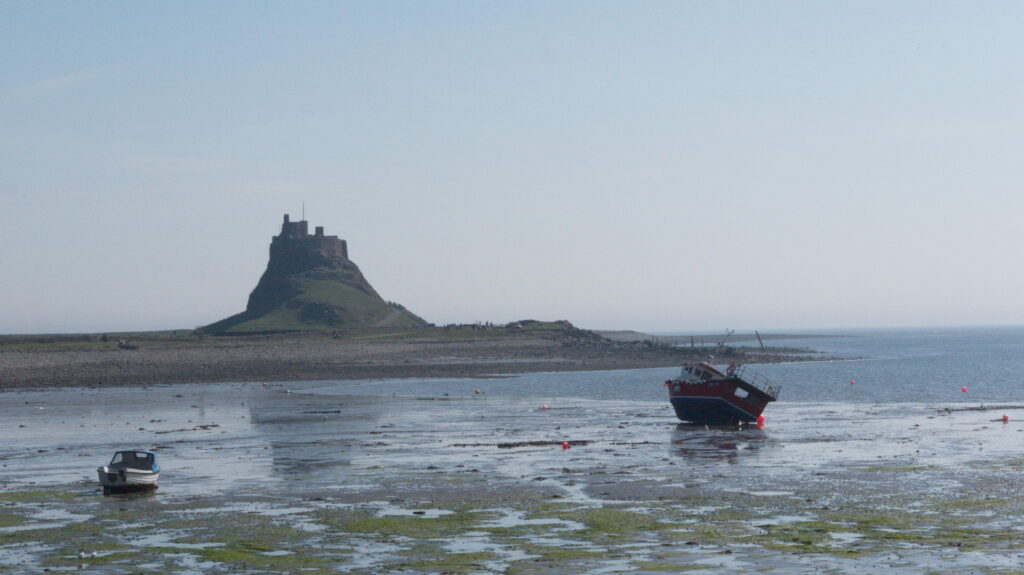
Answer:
[2, 377, 1023, 574]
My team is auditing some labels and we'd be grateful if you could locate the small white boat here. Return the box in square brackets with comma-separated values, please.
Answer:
[97, 450, 160, 494]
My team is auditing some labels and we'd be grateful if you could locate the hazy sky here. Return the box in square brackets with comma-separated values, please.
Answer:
[3, 2, 1023, 334]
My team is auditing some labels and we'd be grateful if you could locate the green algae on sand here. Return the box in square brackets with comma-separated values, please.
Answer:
[316, 507, 498, 539]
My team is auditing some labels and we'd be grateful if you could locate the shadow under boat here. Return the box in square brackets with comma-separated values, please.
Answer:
[669, 423, 768, 462]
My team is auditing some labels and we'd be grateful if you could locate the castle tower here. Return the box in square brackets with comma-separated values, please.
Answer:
[273, 213, 348, 260]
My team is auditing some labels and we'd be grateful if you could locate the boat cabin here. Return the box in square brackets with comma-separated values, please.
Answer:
[677, 362, 725, 383]
[108, 451, 158, 472]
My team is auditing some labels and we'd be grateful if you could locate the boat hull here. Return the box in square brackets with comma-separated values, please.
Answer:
[667, 374, 774, 425]
[97, 466, 159, 493]
[670, 395, 761, 425]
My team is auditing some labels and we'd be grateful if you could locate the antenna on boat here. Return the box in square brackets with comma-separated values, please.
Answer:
[302, 201, 305, 221]
[716, 329, 735, 354]
[755, 330, 766, 352]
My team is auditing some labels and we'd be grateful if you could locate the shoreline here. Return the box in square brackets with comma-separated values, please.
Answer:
[0, 328, 824, 390]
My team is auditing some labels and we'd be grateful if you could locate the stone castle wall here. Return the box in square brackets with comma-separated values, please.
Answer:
[273, 214, 349, 260]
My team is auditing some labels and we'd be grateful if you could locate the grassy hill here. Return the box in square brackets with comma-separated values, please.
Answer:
[202, 278, 427, 334]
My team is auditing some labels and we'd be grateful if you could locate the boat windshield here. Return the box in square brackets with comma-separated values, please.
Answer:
[680, 365, 715, 382]
[110, 451, 154, 469]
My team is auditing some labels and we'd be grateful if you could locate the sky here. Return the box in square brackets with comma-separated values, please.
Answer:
[2, 1, 1024, 334]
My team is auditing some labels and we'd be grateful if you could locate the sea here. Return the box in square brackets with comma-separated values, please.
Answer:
[311, 325, 1024, 405]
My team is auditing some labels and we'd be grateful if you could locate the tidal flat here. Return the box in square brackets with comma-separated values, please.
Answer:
[3, 376, 1024, 574]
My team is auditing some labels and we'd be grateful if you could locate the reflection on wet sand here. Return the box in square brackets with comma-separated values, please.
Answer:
[245, 389, 387, 478]
[670, 424, 767, 462]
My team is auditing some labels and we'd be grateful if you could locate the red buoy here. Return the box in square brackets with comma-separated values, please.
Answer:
[539, 405, 549, 410]
[961, 386, 968, 393]
[850, 380, 855, 385]
[1003, 414, 1009, 424]
[756, 414, 765, 425]
[561, 441, 570, 450]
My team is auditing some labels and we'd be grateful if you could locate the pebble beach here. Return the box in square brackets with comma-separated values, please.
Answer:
[0, 331, 816, 389]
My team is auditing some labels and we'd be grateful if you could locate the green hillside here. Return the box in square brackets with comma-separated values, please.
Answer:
[203, 279, 427, 334]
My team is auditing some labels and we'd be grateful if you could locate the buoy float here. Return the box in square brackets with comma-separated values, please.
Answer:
[1003, 414, 1009, 424]
[850, 380, 855, 385]
[539, 405, 549, 411]
[756, 414, 765, 425]
[961, 386, 968, 393]
[561, 441, 570, 450]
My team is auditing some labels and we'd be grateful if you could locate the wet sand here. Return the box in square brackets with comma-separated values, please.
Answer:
[3, 376, 1024, 574]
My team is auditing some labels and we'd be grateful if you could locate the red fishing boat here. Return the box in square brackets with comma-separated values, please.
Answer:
[665, 362, 780, 425]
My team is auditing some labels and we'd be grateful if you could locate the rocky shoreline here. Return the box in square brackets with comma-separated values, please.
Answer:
[0, 327, 823, 390]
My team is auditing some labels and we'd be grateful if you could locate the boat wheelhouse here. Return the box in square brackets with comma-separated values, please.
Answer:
[665, 362, 780, 425]
[97, 450, 160, 494]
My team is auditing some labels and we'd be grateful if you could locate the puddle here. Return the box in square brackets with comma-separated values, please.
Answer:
[480, 509, 585, 531]
[374, 503, 453, 518]
[829, 531, 865, 544]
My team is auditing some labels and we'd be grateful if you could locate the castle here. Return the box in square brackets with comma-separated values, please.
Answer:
[274, 213, 349, 260]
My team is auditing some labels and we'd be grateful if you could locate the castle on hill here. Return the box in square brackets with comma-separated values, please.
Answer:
[200, 213, 428, 334]
[275, 213, 349, 260]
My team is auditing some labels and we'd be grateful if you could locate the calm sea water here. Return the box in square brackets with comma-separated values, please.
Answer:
[313, 326, 1024, 405]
